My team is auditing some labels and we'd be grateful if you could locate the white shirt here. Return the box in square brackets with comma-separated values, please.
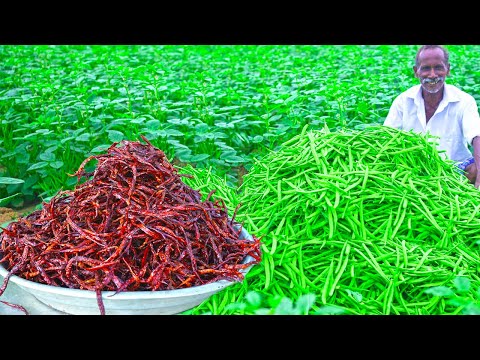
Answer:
[383, 83, 480, 163]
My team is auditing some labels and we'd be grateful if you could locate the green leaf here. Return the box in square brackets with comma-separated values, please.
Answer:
[39, 152, 56, 162]
[225, 302, 246, 312]
[315, 305, 347, 315]
[22, 175, 38, 190]
[146, 129, 167, 139]
[224, 155, 245, 164]
[73, 127, 87, 137]
[245, 291, 262, 308]
[176, 151, 192, 163]
[66, 177, 79, 187]
[294, 294, 316, 314]
[215, 121, 234, 129]
[252, 135, 264, 143]
[253, 308, 272, 315]
[195, 123, 209, 132]
[190, 154, 210, 162]
[0, 177, 25, 185]
[211, 131, 228, 139]
[27, 162, 49, 171]
[284, 94, 298, 104]
[107, 130, 125, 143]
[10, 197, 23, 208]
[60, 136, 76, 144]
[0, 193, 21, 206]
[49, 161, 64, 169]
[145, 119, 161, 130]
[165, 129, 184, 137]
[91, 144, 111, 153]
[462, 303, 480, 315]
[274, 298, 296, 315]
[219, 105, 241, 111]
[424, 286, 455, 297]
[346, 289, 363, 302]
[76, 133, 91, 142]
[131, 118, 146, 125]
[453, 276, 471, 293]
[167, 140, 190, 150]
[12, 151, 30, 164]
[219, 150, 237, 160]
[35, 128, 53, 134]
[167, 118, 190, 126]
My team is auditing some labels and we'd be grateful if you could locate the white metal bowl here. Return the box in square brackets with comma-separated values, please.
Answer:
[0, 227, 256, 315]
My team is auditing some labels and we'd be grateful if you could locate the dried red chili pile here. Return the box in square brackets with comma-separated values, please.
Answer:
[0, 137, 261, 314]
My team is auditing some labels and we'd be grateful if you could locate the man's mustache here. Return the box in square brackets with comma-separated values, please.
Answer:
[422, 77, 444, 85]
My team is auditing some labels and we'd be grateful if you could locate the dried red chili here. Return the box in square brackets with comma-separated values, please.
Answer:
[1, 300, 28, 315]
[0, 136, 261, 314]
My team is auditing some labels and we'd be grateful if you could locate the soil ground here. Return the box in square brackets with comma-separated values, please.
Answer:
[0, 204, 39, 224]
[0, 207, 17, 223]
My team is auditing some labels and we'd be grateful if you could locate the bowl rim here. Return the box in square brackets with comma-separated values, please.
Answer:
[0, 261, 243, 299]
[0, 228, 255, 300]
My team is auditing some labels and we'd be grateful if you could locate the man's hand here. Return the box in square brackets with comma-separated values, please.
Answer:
[472, 136, 480, 189]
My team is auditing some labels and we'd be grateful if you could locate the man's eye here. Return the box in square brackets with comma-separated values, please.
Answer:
[420, 65, 445, 72]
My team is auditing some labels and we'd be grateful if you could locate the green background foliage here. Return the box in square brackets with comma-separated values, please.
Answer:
[2, 45, 479, 205]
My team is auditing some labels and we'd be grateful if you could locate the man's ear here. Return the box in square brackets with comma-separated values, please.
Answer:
[446, 64, 451, 77]
[413, 65, 419, 78]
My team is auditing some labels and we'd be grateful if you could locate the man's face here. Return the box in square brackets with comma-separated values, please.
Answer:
[413, 48, 450, 94]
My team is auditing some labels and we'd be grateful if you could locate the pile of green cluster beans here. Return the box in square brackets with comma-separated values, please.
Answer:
[186, 125, 480, 315]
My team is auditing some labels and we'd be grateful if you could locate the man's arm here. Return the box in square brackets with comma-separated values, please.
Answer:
[472, 136, 480, 188]
[383, 96, 403, 129]
[462, 96, 480, 188]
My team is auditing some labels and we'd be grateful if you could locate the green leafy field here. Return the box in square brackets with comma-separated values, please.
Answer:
[2, 45, 479, 205]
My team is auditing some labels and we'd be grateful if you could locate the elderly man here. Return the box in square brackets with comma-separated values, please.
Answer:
[384, 45, 480, 188]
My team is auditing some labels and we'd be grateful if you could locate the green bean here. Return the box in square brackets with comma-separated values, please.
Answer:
[272, 280, 287, 298]
[361, 165, 369, 190]
[456, 247, 480, 263]
[466, 204, 480, 223]
[308, 131, 321, 166]
[391, 203, 407, 239]
[273, 267, 292, 283]
[382, 280, 394, 315]
[335, 242, 348, 274]
[382, 212, 394, 243]
[329, 243, 351, 297]
[401, 240, 409, 268]
[218, 290, 232, 311]
[370, 215, 391, 238]
[327, 207, 335, 239]
[263, 252, 273, 289]
[284, 260, 304, 288]
[354, 245, 389, 282]
[321, 259, 335, 305]
[308, 265, 331, 287]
